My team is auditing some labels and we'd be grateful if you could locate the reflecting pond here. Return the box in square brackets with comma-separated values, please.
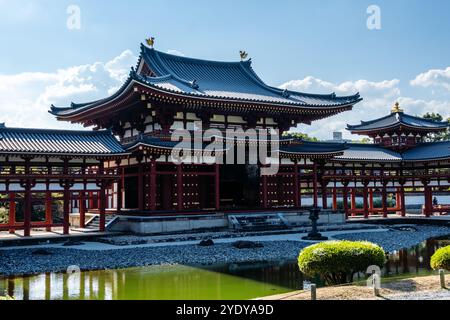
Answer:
[1, 237, 449, 300]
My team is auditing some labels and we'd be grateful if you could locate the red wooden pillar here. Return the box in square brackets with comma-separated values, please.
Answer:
[63, 186, 70, 235]
[424, 186, 432, 217]
[400, 186, 406, 217]
[351, 188, 357, 216]
[45, 191, 53, 232]
[369, 189, 374, 212]
[149, 159, 157, 211]
[23, 183, 32, 237]
[321, 185, 328, 209]
[99, 185, 106, 232]
[8, 192, 16, 234]
[363, 185, 369, 219]
[342, 185, 349, 218]
[312, 162, 319, 208]
[115, 161, 123, 213]
[79, 191, 86, 229]
[396, 188, 401, 211]
[116, 182, 122, 213]
[138, 162, 144, 211]
[382, 185, 388, 218]
[88, 192, 94, 209]
[294, 162, 300, 208]
[121, 166, 125, 211]
[332, 188, 338, 211]
[214, 163, 220, 210]
[177, 164, 183, 211]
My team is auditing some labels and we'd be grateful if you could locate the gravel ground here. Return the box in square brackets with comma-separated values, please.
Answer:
[0, 224, 449, 277]
[332, 225, 450, 253]
[0, 241, 308, 277]
[388, 290, 450, 300]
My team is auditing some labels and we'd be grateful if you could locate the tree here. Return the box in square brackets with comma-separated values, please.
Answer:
[283, 132, 318, 142]
[422, 113, 450, 142]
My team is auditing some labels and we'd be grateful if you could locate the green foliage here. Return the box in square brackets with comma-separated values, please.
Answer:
[0, 207, 7, 224]
[423, 113, 450, 142]
[0, 295, 14, 300]
[430, 245, 450, 271]
[283, 132, 318, 142]
[352, 137, 372, 144]
[335, 198, 395, 210]
[298, 241, 386, 285]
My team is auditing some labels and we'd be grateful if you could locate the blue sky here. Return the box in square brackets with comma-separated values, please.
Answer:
[1, 0, 450, 139]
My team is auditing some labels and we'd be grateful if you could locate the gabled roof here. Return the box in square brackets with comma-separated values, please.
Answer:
[347, 111, 448, 134]
[137, 46, 361, 107]
[0, 126, 125, 156]
[50, 45, 362, 119]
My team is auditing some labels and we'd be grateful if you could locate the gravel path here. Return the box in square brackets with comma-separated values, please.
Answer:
[388, 290, 450, 300]
[332, 225, 450, 252]
[0, 225, 449, 277]
[0, 241, 308, 277]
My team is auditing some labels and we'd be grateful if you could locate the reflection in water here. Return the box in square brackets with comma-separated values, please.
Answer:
[0, 238, 448, 300]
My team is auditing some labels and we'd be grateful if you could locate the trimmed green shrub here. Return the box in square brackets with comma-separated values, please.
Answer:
[430, 245, 450, 270]
[298, 240, 386, 285]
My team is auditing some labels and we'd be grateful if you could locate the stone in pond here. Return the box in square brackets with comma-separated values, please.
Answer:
[32, 249, 52, 256]
[232, 241, 264, 249]
[199, 239, 214, 247]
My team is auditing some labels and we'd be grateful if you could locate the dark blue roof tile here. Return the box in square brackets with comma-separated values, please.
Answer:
[0, 126, 125, 156]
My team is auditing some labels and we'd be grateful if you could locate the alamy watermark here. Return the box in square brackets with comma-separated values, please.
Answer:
[367, 5, 381, 30]
[170, 122, 281, 176]
[67, 5, 81, 30]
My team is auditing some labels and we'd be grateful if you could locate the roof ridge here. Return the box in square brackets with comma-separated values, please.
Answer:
[142, 45, 244, 66]
[403, 113, 449, 125]
[0, 126, 113, 135]
[347, 113, 397, 130]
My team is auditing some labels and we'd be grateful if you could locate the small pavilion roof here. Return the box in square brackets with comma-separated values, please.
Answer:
[50, 45, 362, 118]
[347, 111, 448, 134]
[0, 126, 125, 157]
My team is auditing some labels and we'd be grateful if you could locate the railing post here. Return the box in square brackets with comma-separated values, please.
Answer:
[439, 269, 446, 289]
[373, 274, 380, 297]
[310, 284, 317, 300]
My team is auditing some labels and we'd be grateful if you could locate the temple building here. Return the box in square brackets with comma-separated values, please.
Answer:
[322, 103, 450, 218]
[1, 42, 449, 237]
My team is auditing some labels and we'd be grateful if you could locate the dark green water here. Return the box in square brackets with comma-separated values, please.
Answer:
[1, 237, 449, 300]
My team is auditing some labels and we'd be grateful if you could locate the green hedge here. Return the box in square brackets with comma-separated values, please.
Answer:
[430, 246, 450, 270]
[298, 241, 386, 285]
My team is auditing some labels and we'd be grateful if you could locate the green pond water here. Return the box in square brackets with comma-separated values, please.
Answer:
[1, 237, 449, 300]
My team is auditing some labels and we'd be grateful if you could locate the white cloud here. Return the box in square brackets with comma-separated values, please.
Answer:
[396, 97, 450, 118]
[0, 50, 137, 130]
[410, 67, 450, 91]
[167, 49, 186, 57]
[280, 77, 401, 140]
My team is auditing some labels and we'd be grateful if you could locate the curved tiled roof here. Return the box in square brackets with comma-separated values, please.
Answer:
[334, 141, 450, 162]
[347, 112, 448, 133]
[280, 140, 347, 155]
[0, 126, 125, 156]
[50, 45, 362, 117]
[335, 144, 402, 162]
[403, 141, 450, 161]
